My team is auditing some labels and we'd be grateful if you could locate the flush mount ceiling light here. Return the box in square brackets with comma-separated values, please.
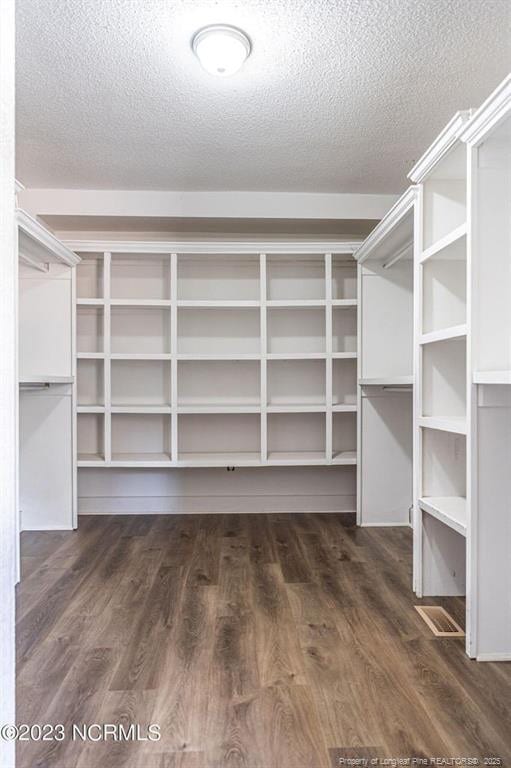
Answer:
[192, 25, 251, 76]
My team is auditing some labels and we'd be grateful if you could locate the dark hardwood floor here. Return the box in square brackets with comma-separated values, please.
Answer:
[16, 514, 511, 768]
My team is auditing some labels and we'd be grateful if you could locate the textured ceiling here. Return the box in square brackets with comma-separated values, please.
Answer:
[16, 0, 511, 193]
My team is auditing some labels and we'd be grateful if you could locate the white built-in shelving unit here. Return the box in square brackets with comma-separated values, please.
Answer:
[410, 76, 511, 660]
[354, 187, 416, 527]
[17, 207, 81, 533]
[71, 243, 359, 470]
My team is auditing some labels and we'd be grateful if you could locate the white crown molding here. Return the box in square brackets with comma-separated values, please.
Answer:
[354, 186, 417, 264]
[460, 73, 511, 146]
[61, 239, 362, 255]
[407, 110, 473, 182]
[17, 208, 81, 267]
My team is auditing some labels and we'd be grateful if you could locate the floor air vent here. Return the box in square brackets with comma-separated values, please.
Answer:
[415, 605, 465, 637]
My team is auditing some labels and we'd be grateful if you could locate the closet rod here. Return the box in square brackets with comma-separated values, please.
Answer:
[382, 241, 413, 270]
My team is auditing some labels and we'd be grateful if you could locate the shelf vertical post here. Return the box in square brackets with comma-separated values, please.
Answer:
[171, 253, 178, 462]
[103, 252, 112, 463]
[260, 253, 267, 462]
[325, 253, 333, 461]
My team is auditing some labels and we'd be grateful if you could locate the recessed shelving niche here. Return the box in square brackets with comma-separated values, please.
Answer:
[75, 246, 359, 468]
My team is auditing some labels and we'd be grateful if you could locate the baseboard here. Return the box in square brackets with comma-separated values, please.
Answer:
[78, 493, 356, 515]
[476, 652, 511, 662]
[360, 521, 410, 527]
[20, 524, 74, 532]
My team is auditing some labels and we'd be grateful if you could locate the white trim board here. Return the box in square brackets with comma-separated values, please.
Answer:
[408, 111, 473, 182]
[65, 239, 362, 254]
[78, 495, 356, 514]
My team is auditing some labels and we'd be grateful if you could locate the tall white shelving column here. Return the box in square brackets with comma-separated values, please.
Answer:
[170, 253, 178, 462]
[325, 252, 333, 462]
[260, 253, 267, 462]
[103, 251, 112, 463]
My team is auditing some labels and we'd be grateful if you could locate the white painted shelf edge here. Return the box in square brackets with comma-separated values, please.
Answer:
[420, 325, 467, 345]
[473, 371, 511, 385]
[418, 416, 467, 435]
[359, 376, 413, 386]
[419, 223, 467, 264]
[418, 496, 467, 537]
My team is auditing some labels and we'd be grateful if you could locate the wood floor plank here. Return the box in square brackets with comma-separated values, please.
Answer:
[16, 513, 511, 768]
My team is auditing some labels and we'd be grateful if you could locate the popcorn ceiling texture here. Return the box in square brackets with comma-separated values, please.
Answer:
[15, 0, 511, 193]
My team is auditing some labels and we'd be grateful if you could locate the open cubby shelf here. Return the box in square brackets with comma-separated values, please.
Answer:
[75, 249, 359, 467]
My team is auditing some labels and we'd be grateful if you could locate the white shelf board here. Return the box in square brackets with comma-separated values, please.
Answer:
[332, 404, 358, 412]
[77, 298, 105, 306]
[331, 352, 358, 360]
[420, 325, 467, 345]
[418, 496, 467, 537]
[111, 405, 171, 414]
[177, 353, 261, 361]
[419, 223, 467, 263]
[178, 404, 260, 414]
[418, 416, 467, 435]
[20, 375, 74, 385]
[110, 299, 171, 307]
[77, 352, 105, 360]
[267, 403, 326, 413]
[110, 353, 171, 360]
[473, 371, 511, 385]
[177, 300, 259, 308]
[332, 299, 358, 307]
[359, 376, 413, 386]
[267, 451, 327, 465]
[266, 353, 327, 360]
[177, 452, 261, 466]
[77, 405, 105, 413]
[332, 450, 357, 465]
[110, 452, 172, 466]
[266, 299, 326, 307]
[77, 453, 105, 466]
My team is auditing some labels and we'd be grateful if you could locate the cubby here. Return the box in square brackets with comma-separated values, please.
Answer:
[422, 337, 466, 423]
[111, 253, 170, 300]
[332, 411, 357, 462]
[422, 143, 467, 251]
[178, 254, 259, 301]
[77, 413, 104, 462]
[267, 307, 325, 354]
[266, 254, 325, 301]
[332, 358, 357, 406]
[77, 359, 104, 406]
[267, 359, 325, 406]
[77, 306, 104, 354]
[267, 412, 326, 462]
[422, 251, 466, 334]
[111, 359, 171, 406]
[178, 360, 260, 406]
[332, 256, 357, 300]
[111, 306, 170, 355]
[332, 306, 357, 354]
[178, 307, 260, 356]
[76, 253, 103, 299]
[178, 413, 260, 463]
[111, 413, 171, 462]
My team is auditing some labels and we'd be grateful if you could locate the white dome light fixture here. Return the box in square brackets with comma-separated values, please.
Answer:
[192, 25, 251, 76]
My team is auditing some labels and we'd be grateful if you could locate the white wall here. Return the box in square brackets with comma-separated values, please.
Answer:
[0, 0, 17, 765]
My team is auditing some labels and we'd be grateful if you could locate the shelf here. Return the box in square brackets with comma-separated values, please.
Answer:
[111, 253, 171, 301]
[266, 254, 325, 302]
[332, 257, 357, 300]
[418, 496, 467, 537]
[111, 305, 170, 355]
[332, 404, 358, 412]
[267, 353, 327, 360]
[178, 405, 260, 414]
[419, 416, 467, 435]
[177, 353, 260, 361]
[267, 306, 326, 355]
[332, 450, 357, 465]
[266, 299, 326, 307]
[420, 223, 467, 263]
[77, 405, 105, 413]
[20, 375, 74, 385]
[111, 452, 172, 466]
[266, 451, 326, 465]
[77, 352, 105, 360]
[77, 298, 104, 306]
[178, 254, 260, 302]
[178, 452, 260, 466]
[359, 376, 413, 386]
[473, 370, 511, 385]
[332, 352, 357, 359]
[110, 299, 171, 307]
[178, 306, 260, 356]
[111, 405, 171, 414]
[177, 300, 259, 308]
[77, 453, 105, 466]
[420, 325, 467, 345]
[332, 299, 358, 307]
[111, 353, 171, 360]
[267, 404, 326, 413]
[76, 252, 103, 300]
